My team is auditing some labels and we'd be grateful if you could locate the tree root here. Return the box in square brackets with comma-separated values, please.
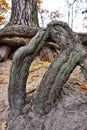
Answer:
[7, 21, 87, 117]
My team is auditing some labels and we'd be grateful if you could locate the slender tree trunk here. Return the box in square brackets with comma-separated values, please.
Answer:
[71, 5, 73, 29]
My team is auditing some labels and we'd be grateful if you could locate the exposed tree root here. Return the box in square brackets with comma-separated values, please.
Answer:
[7, 21, 87, 116]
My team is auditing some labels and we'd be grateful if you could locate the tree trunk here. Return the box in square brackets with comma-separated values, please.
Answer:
[6, 21, 87, 130]
[8, 0, 39, 27]
[0, 0, 39, 61]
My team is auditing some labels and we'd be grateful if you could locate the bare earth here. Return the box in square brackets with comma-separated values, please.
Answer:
[0, 57, 86, 130]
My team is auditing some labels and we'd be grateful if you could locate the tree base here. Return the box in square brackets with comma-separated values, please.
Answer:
[0, 24, 87, 62]
[6, 83, 87, 130]
[5, 21, 87, 130]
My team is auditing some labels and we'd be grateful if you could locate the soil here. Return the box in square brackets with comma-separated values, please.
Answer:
[0, 57, 86, 130]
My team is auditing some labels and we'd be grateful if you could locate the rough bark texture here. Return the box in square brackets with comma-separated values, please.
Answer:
[35, 21, 87, 115]
[8, 28, 50, 115]
[8, 0, 39, 27]
[0, 25, 39, 47]
[0, 25, 39, 38]
[6, 21, 87, 130]
[0, 0, 40, 61]
[0, 25, 87, 46]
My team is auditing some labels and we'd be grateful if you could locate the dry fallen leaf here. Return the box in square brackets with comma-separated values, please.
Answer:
[42, 62, 50, 68]
[31, 76, 36, 81]
[26, 87, 36, 94]
[0, 121, 6, 130]
[30, 61, 50, 72]
[80, 84, 87, 90]
[30, 64, 42, 72]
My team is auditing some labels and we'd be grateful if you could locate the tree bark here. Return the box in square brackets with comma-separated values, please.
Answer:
[0, 25, 39, 38]
[6, 21, 87, 130]
[8, 21, 87, 116]
[7, 0, 39, 27]
[35, 21, 87, 115]
[0, 0, 39, 61]
[0, 25, 87, 48]
[8, 28, 50, 115]
[0, 0, 87, 62]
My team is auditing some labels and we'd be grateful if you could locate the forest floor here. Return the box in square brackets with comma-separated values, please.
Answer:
[0, 56, 87, 130]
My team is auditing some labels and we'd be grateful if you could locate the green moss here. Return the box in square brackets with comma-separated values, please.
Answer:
[68, 51, 81, 65]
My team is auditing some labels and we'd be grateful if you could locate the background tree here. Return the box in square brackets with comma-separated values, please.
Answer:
[66, 0, 87, 29]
